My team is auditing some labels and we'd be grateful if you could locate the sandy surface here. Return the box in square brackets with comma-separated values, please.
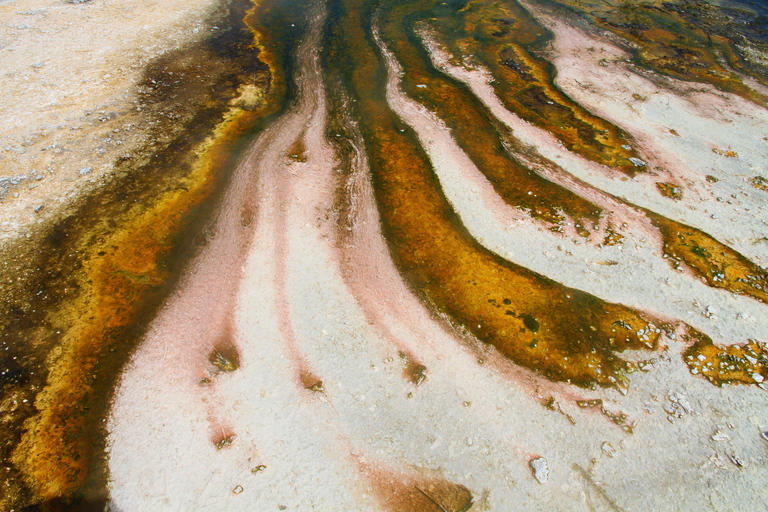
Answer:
[0, 0, 219, 242]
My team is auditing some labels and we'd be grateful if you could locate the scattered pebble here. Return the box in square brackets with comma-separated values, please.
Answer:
[530, 457, 549, 484]
[711, 429, 729, 442]
[79, 167, 92, 175]
[601, 442, 616, 458]
[233, 485, 243, 494]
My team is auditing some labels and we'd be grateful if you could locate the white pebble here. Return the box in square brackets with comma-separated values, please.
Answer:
[530, 457, 549, 484]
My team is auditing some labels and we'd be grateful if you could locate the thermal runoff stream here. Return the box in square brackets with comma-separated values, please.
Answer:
[1, 0, 768, 510]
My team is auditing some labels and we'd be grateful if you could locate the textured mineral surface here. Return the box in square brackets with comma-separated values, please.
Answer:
[1, 0, 767, 510]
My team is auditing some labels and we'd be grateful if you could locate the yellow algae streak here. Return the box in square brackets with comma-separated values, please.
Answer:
[380, 0, 601, 228]
[12, 0, 286, 502]
[684, 330, 768, 387]
[425, 0, 644, 174]
[650, 213, 768, 304]
[550, 0, 768, 105]
[330, 0, 658, 390]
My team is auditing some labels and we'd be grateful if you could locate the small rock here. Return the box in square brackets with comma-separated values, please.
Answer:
[752, 373, 764, 383]
[79, 167, 92, 175]
[601, 442, 616, 458]
[629, 157, 646, 167]
[34, 204, 44, 212]
[232, 485, 243, 494]
[530, 457, 549, 484]
[711, 430, 729, 441]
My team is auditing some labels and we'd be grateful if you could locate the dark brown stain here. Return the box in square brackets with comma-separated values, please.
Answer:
[300, 368, 325, 392]
[241, 200, 255, 228]
[209, 327, 242, 373]
[287, 135, 309, 163]
[404, 360, 428, 387]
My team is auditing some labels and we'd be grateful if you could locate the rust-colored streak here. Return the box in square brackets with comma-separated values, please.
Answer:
[360, 462, 474, 512]
[326, 0, 659, 390]
[14, 114, 268, 503]
[683, 329, 768, 387]
[649, 213, 768, 304]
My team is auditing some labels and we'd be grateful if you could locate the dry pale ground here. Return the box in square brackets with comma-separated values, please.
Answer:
[0, 0, 220, 242]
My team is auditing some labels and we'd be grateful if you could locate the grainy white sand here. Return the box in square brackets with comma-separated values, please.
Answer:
[0, 0, 219, 242]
